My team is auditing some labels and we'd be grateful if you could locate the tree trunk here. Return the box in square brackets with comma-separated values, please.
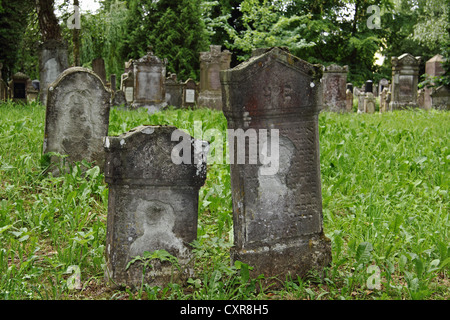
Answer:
[73, 0, 81, 66]
[35, 0, 62, 41]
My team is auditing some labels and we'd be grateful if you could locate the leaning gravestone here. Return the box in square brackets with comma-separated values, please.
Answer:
[39, 40, 69, 105]
[220, 47, 332, 286]
[103, 125, 207, 288]
[431, 85, 450, 110]
[43, 67, 111, 175]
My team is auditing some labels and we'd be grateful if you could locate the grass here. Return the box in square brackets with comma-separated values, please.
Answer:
[0, 100, 448, 300]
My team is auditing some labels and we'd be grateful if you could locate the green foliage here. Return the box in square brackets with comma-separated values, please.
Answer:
[122, 0, 209, 81]
[0, 99, 449, 300]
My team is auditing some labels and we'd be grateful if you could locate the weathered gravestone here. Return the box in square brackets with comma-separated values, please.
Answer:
[380, 87, 390, 113]
[164, 73, 183, 108]
[183, 78, 198, 108]
[103, 125, 208, 288]
[132, 48, 168, 113]
[39, 40, 69, 105]
[345, 83, 353, 112]
[198, 45, 232, 110]
[0, 63, 8, 101]
[92, 57, 107, 85]
[321, 64, 348, 112]
[431, 85, 450, 110]
[363, 80, 376, 113]
[389, 53, 421, 110]
[220, 47, 332, 286]
[43, 67, 111, 175]
[10, 72, 29, 103]
[423, 54, 445, 110]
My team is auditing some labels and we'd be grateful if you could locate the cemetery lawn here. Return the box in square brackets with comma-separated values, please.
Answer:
[0, 101, 448, 300]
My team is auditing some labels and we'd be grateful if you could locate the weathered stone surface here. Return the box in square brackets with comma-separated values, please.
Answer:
[103, 125, 207, 288]
[10, 72, 29, 102]
[364, 92, 376, 113]
[431, 85, 450, 110]
[183, 78, 198, 108]
[321, 64, 348, 112]
[198, 45, 231, 110]
[39, 40, 69, 105]
[92, 57, 107, 85]
[43, 67, 111, 174]
[389, 53, 421, 110]
[220, 47, 331, 287]
[423, 54, 445, 110]
[165, 73, 183, 108]
[132, 49, 168, 113]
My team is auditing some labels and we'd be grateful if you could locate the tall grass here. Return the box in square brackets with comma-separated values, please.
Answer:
[0, 101, 448, 300]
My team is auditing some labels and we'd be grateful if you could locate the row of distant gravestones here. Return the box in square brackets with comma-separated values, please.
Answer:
[44, 48, 336, 289]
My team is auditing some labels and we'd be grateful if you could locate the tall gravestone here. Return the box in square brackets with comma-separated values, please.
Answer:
[389, 53, 421, 110]
[321, 64, 348, 112]
[424, 54, 445, 110]
[39, 40, 69, 105]
[198, 45, 232, 110]
[220, 47, 331, 286]
[43, 67, 111, 175]
[132, 49, 168, 113]
[104, 125, 207, 288]
[92, 57, 107, 85]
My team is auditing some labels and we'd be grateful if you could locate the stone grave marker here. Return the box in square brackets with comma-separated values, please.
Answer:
[198, 45, 232, 110]
[39, 40, 69, 105]
[0, 63, 8, 101]
[321, 64, 348, 112]
[92, 57, 107, 85]
[389, 53, 421, 110]
[220, 47, 332, 286]
[183, 78, 198, 108]
[165, 73, 183, 108]
[363, 80, 376, 113]
[43, 67, 111, 175]
[10, 72, 29, 103]
[423, 54, 445, 109]
[431, 85, 450, 110]
[132, 48, 168, 113]
[103, 125, 208, 288]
